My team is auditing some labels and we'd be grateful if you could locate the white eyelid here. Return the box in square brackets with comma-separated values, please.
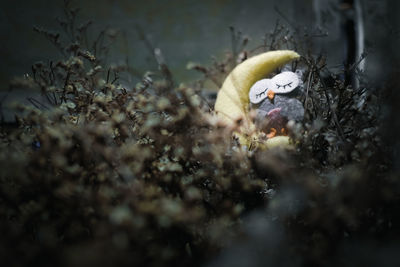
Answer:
[249, 79, 274, 104]
[271, 71, 299, 93]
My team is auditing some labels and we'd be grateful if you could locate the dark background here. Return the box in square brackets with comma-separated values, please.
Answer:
[1, 1, 400, 266]
[0, 0, 399, 119]
[1, 0, 399, 83]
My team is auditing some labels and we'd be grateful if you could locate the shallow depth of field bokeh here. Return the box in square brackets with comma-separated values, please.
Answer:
[1, 1, 400, 267]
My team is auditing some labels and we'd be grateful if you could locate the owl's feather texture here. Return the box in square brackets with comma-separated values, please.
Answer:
[257, 95, 305, 123]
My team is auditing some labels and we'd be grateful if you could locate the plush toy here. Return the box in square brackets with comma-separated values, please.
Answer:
[214, 50, 301, 149]
[249, 71, 304, 139]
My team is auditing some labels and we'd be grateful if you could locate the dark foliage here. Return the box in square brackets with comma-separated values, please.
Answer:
[0, 1, 399, 267]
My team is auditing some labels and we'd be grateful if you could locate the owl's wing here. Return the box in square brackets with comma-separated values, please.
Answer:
[280, 98, 305, 121]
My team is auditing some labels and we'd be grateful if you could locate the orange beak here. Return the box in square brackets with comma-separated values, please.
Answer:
[267, 89, 275, 100]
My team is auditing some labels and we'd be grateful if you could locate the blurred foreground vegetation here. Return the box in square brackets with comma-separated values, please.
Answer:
[1, 1, 399, 266]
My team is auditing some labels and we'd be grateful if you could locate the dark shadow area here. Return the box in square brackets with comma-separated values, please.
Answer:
[0, 1, 399, 266]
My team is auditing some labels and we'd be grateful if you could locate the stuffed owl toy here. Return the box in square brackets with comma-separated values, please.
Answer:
[249, 70, 304, 138]
[214, 50, 301, 149]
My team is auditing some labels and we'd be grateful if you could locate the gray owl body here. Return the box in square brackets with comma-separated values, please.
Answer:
[257, 94, 304, 123]
[249, 70, 305, 136]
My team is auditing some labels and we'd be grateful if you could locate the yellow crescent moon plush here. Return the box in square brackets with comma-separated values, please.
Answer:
[214, 50, 300, 149]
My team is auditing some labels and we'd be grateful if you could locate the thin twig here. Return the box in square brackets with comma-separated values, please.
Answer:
[27, 97, 49, 110]
[305, 68, 313, 111]
[317, 71, 346, 142]
[111, 70, 119, 84]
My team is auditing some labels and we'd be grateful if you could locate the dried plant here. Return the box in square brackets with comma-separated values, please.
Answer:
[0, 2, 398, 267]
